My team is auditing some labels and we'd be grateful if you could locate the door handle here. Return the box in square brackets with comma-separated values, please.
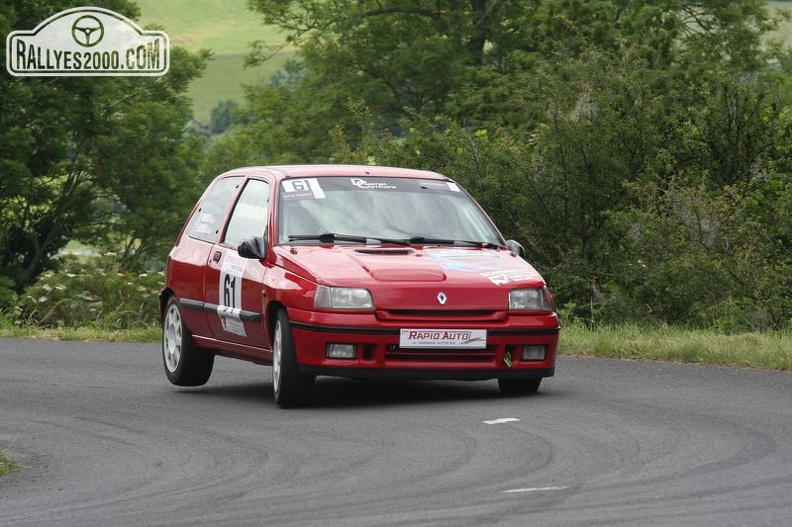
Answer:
[212, 251, 222, 262]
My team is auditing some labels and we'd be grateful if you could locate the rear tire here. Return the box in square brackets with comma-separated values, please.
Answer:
[498, 378, 541, 396]
[162, 297, 214, 386]
[272, 309, 315, 408]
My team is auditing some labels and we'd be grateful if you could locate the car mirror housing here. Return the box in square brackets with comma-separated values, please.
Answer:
[238, 236, 267, 260]
[506, 239, 525, 258]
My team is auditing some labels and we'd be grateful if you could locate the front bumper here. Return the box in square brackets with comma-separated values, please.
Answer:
[288, 310, 560, 381]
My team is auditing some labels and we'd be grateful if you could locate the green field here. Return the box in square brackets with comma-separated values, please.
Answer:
[137, 0, 292, 124]
[187, 52, 292, 126]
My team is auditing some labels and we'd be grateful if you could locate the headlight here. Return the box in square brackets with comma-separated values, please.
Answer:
[314, 285, 374, 310]
[509, 288, 553, 312]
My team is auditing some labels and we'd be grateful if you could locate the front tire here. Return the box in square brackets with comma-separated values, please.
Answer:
[162, 297, 214, 386]
[498, 378, 541, 396]
[272, 309, 315, 408]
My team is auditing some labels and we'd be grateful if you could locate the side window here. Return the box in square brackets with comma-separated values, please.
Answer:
[186, 176, 244, 243]
[223, 179, 270, 248]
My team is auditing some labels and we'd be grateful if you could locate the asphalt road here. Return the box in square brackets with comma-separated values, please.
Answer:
[0, 338, 790, 526]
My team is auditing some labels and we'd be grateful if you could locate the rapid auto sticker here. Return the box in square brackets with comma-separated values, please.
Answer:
[218, 252, 247, 336]
[399, 329, 487, 349]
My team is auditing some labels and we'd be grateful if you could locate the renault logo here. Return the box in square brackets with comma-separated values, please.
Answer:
[437, 292, 448, 305]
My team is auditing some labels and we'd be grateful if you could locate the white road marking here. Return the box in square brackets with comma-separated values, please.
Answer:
[482, 417, 520, 424]
[503, 486, 569, 494]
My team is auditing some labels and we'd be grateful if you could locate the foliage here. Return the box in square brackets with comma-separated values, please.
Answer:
[0, 275, 16, 312]
[0, 0, 209, 294]
[16, 255, 163, 329]
[210, 99, 239, 134]
[239, 0, 784, 146]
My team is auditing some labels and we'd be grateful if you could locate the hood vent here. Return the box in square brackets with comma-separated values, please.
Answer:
[355, 248, 414, 255]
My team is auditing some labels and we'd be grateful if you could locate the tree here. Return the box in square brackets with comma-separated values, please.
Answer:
[210, 99, 238, 135]
[0, 0, 209, 298]
[615, 73, 792, 329]
[239, 0, 784, 153]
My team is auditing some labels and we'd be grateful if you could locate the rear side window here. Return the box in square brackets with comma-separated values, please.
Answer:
[186, 176, 244, 243]
[223, 179, 270, 247]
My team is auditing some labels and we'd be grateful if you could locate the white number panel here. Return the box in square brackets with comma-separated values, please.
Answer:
[218, 252, 247, 337]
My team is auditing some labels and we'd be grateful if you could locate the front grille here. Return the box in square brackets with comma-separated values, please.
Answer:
[386, 344, 496, 362]
[377, 309, 505, 322]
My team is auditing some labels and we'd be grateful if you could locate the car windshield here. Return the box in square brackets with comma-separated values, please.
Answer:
[277, 176, 503, 245]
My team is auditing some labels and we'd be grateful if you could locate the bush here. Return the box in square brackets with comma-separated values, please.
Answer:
[18, 255, 162, 329]
[0, 275, 16, 312]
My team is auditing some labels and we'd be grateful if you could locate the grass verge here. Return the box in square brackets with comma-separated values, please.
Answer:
[0, 324, 160, 343]
[560, 324, 792, 371]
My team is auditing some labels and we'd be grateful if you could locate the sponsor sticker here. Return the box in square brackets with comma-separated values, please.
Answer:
[350, 178, 396, 190]
[425, 249, 504, 273]
[482, 268, 538, 286]
[193, 211, 216, 235]
[6, 7, 169, 76]
[399, 329, 487, 349]
[282, 178, 325, 200]
[419, 180, 461, 193]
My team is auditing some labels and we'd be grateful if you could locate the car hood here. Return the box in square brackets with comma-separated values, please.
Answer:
[274, 245, 546, 310]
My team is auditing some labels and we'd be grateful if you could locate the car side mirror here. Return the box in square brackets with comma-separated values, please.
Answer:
[238, 236, 267, 260]
[506, 239, 525, 258]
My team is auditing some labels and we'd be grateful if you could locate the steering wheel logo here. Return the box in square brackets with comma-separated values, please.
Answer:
[71, 15, 104, 47]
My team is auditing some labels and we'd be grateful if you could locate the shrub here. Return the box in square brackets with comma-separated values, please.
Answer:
[0, 275, 16, 312]
[18, 255, 162, 329]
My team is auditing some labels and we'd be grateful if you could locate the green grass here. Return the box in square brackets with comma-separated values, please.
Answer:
[560, 324, 792, 371]
[0, 454, 16, 476]
[187, 52, 294, 124]
[137, 0, 281, 54]
[0, 323, 160, 343]
[137, 0, 292, 123]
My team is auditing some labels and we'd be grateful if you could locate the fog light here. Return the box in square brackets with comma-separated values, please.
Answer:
[520, 345, 546, 361]
[326, 343, 357, 359]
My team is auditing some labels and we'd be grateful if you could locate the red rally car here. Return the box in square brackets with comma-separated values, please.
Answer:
[160, 165, 560, 407]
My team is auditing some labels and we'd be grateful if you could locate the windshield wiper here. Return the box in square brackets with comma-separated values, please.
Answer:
[289, 233, 409, 245]
[407, 236, 506, 249]
[288, 233, 504, 248]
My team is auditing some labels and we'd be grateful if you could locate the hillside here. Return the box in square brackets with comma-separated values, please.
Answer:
[136, 0, 292, 124]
